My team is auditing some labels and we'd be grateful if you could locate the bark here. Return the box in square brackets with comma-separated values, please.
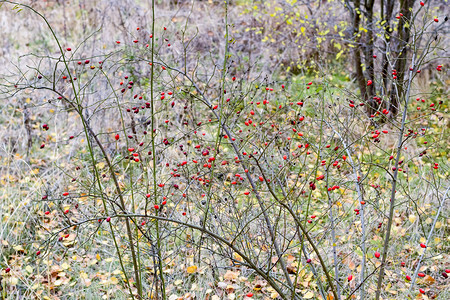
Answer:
[352, 0, 367, 101]
[364, 0, 376, 115]
[381, 0, 395, 92]
[389, 0, 415, 116]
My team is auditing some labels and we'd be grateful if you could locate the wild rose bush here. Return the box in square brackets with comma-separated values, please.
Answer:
[0, 1, 448, 299]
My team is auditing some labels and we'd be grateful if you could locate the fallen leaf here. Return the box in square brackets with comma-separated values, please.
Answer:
[174, 279, 183, 286]
[110, 277, 119, 284]
[423, 275, 435, 286]
[224, 270, 239, 281]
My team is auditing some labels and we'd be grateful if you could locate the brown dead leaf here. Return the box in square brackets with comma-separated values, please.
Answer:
[287, 254, 296, 263]
[422, 275, 435, 286]
[224, 270, 239, 281]
[348, 260, 356, 270]
[287, 264, 297, 274]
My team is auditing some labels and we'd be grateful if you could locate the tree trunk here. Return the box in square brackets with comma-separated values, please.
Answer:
[364, 0, 376, 115]
[352, 0, 367, 101]
[389, 0, 415, 117]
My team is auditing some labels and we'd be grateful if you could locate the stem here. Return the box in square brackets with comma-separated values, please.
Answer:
[2, 1, 142, 295]
[149, 0, 166, 298]
[50, 213, 289, 299]
[325, 120, 367, 300]
[407, 187, 449, 295]
[325, 177, 342, 300]
[374, 51, 416, 300]
[198, 0, 229, 266]
[252, 158, 339, 300]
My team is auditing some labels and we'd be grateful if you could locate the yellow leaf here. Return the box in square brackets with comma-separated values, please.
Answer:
[23, 266, 32, 275]
[186, 265, 197, 274]
[13, 245, 25, 251]
[110, 277, 119, 284]
[233, 253, 243, 262]
[301, 27, 305, 33]
[10, 277, 19, 285]
[408, 215, 417, 223]
[89, 259, 98, 266]
[304, 291, 314, 299]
